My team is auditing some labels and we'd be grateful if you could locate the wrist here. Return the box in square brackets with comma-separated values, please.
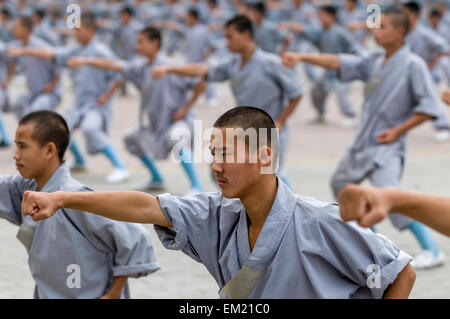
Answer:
[54, 191, 66, 210]
[380, 187, 402, 213]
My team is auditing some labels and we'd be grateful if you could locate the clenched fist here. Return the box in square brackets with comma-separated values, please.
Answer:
[151, 65, 169, 80]
[21, 191, 63, 221]
[338, 184, 392, 228]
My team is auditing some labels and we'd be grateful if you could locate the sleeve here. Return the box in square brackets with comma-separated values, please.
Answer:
[171, 72, 201, 92]
[409, 58, 442, 118]
[303, 25, 323, 48]
[338, 53, 373, 82]
[427, 31, 449, 58]
[7, 41, 21, 65]
[265, 56, 304, 100]
[96, 46, 122, 85]
[63, 207, 161, 278]
[206, 58, 235, 82]
[302, 205, 412, 299]
[0, 175, 33, 226]
[341, 29, 361, 54]
[53, 45, 79, 67]
[116, 59, 146, 89]
[153, 192, 223, 264]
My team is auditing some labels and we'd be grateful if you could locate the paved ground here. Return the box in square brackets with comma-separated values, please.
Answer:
[0, 66, 449, 298]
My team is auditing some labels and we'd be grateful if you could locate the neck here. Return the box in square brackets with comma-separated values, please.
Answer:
[384, 41, 403, 60]
[147, 51, 158, 64]
[82, 36, 94, 47]
[22, 33, 31, 45]
[240, 175, 278, 230]
[411, 18, 418, 29]
[323, 22, 333, 30]
[35, 161, 61, 191]
[240, 43, 256, 66]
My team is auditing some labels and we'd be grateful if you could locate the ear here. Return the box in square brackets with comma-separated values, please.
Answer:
[258, 146, 272, 167]
[45, 142, 58, 160]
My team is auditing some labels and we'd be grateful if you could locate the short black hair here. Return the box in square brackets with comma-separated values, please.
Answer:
[383, 6, 411, 36]
[208, 0, 217, 6]
[1, 8, 12, 18]
[403, 1, 421, 14]
[139, 26, 162, 48]
[213, 106, 278, 150]
[80, 13, 97, 30]
[225, 15, 254, 39]
[19, 111, 70, 163]
[188, 8, 199, 20]
[16, 15, 33, 32]
[33, 8, 46, 20]
[120, 6, 134, 17]
[429, 7, 443, 18]
[319, 5, 337, 17]
[252, 2, 266, 15]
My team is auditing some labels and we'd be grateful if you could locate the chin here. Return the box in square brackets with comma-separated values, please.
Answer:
[221, 187, 240, 199]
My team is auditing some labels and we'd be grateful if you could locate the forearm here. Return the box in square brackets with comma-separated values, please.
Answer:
[167, 64, 209, 77]
[103, 276, 129, 298]
[385, 188, 450, 236]
[54, 191, 171, 226]
[84, 57, 122, 72]
[278, 95, 302, 125]
[383, 264, 415, 299]
[103, 79, 124, 99]
[20, 47, 56, 60]
[46, 74, 60, 90]
[185, 81, 207, 110]
[299, 53, 341, 70]
[6, 64, 16, 82]
[395, 113, 433, 136]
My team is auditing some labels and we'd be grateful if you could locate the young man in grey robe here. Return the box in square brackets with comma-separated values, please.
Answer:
[0, 111, 160, 298]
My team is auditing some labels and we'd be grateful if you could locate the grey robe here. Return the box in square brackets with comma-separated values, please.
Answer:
[0, 163, 160, 298]
[155, 177, 411, 298]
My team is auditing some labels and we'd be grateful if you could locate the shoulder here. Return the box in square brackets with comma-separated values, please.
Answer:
[58, 175, 93, 193]
[93, 41, 115, 57]
[294, 194, 341, 226]
[407, 50, 429, 72]
[30, 36, 51, 48]
[257, 50, 282, 67]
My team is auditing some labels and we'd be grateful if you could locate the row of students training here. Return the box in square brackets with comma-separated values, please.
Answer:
[1, 2, 450, 297]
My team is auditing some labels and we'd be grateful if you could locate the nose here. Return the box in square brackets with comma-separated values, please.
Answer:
[13, 150, 19, 161]
[211, 160, 223, 175]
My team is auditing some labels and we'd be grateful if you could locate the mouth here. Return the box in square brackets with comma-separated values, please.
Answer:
[216, 177, 227, 187]
[16, 163, 24, 170]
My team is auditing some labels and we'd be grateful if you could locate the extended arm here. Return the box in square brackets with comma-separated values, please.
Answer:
[282, 52, 340, 70]
[21, 190, 172, 227]
[339, 184, 450, 236]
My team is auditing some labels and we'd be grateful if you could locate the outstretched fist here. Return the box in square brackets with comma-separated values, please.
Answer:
[67, 57, 87, 70]
[22, 191, 62, 222]
[338, 184, 391, 228]
[151, 65, 169, 80]
[7, 47, 24, 58]
[281, 52, 300, 68]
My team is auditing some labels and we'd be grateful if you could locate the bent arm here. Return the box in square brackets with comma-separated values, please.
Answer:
[383, 264, 416, 299]
[394, 113, 433, 136]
